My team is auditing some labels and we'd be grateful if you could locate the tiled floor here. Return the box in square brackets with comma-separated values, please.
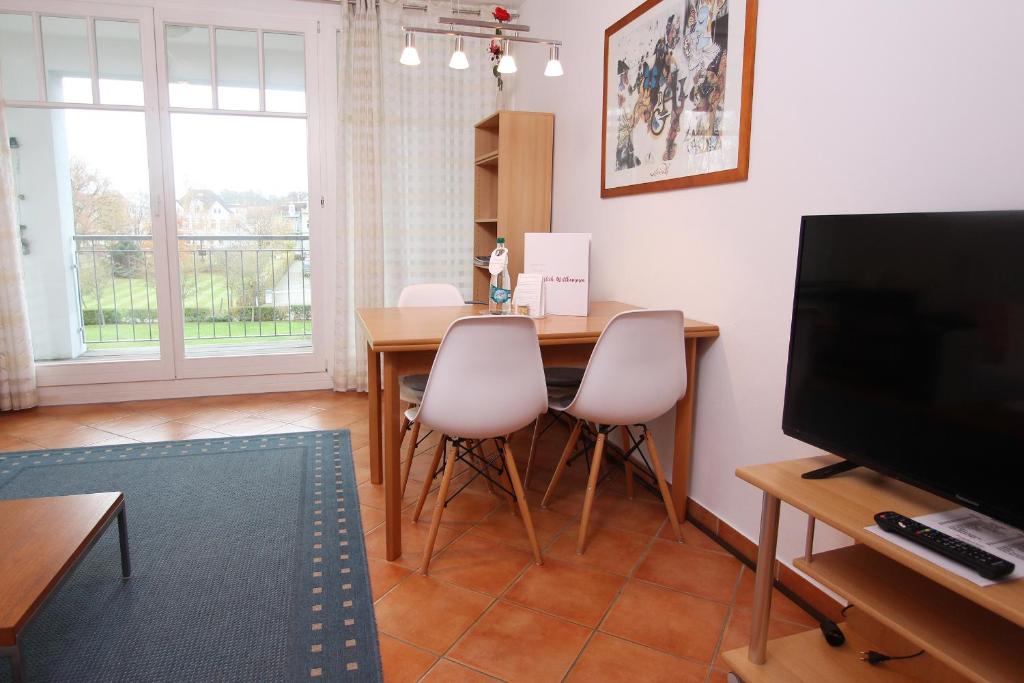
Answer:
[0, 391, 815, 682]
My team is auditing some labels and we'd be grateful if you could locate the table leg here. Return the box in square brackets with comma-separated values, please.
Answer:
[117, 504, 131, 578]
[2, 644, 23, 683]
[671, 337, 699, 518]
[368, 343, 383, 485]
[749, 492, 781, 665]
[382, 353, 402, 561]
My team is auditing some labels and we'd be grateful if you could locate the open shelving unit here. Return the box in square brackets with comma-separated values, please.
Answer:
[724, 455, 1024, 682]
[472, 111, 554, 302]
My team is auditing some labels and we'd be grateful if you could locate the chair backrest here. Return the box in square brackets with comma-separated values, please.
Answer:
[567, 309, 687, 426]
[417, 316, 548, 439]
[397, 283, 465, 308]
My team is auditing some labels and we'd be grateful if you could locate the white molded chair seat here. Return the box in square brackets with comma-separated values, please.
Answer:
[412, 315, 548, 574]
[537, 309, 688, 554]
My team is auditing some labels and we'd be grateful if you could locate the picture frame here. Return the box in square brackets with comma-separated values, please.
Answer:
[601, 0, 758, 197]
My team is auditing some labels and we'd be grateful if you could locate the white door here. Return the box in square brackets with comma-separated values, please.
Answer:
[1, 0, 330, 388]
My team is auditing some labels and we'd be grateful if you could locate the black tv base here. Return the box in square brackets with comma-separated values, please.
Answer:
[801, 459, 860, 480]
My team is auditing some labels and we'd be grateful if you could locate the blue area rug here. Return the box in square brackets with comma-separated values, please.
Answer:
[0, 431, 381, 682]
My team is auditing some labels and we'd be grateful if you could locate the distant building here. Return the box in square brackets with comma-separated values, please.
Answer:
[177, 190, 235, 233]
[281, 201, 309, 234]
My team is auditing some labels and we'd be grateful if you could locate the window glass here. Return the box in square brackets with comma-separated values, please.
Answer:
[41, 16, 92, 104]
[264, 32, 305, 113]
[0, 13, 38, 101]
[166, 24, 212, 108]
[96, 20, 144, 106]
[215, 28, 259, 111]
[7, 107, 157, 359]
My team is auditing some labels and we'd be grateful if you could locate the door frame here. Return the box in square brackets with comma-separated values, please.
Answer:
[152, 5, 328, 379]
[2, 0, 335, 387]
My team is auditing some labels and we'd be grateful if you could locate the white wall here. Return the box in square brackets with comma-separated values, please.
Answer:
[516, 0, 1024, 564]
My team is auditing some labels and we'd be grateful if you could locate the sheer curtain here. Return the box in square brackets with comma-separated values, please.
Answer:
[0, 95, 37, 411]
[334, 0, 494, 390]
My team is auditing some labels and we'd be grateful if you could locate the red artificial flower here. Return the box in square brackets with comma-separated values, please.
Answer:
[492, 6, 511, 22]
[488, 40, 503, 57]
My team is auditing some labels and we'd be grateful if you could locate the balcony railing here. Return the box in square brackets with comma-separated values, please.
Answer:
[73, 234, 311, 348]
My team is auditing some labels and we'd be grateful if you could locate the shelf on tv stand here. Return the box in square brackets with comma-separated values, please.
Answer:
[721, 454, 1024, 683]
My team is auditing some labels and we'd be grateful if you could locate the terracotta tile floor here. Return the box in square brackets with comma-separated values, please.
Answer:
[0, 391, 816, 682]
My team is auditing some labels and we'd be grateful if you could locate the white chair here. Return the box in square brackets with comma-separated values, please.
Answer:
[539, 309, 687, 554]
[411, 315, 548, 574]
[395, 284, 466, 496]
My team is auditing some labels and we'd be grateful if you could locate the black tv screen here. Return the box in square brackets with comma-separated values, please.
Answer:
[783, 211, 1024, 529]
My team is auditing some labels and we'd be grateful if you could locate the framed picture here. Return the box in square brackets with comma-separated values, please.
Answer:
[601, 0, 758, 197]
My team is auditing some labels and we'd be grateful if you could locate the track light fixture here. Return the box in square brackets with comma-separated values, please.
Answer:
[544, 45, 563, 77]
[399, 31, 421, 66]
[401, 16, 562, 76]
[449, 35, 469, 70]
[496, 40, 517, 74]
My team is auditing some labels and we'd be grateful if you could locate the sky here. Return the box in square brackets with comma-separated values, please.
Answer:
[61, 77, 309, 201]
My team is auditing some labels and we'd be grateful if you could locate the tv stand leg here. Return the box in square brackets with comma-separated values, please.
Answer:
[748, 492, 780, 665]
[801, 459, 860, 480]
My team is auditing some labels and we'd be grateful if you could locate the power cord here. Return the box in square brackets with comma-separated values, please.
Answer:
[860, 649, 925, 665]
[840, 605, 926, 666]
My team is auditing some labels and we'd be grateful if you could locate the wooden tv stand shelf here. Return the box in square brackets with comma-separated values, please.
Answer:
[722, 454, 1024, 683]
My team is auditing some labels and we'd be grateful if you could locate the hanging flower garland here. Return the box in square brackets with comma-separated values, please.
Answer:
[489, 6, 512, 91]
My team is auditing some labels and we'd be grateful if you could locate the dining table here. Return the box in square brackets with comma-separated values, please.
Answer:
[357, 300, 720, 561]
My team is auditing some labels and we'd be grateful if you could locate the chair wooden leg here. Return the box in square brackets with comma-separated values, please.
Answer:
[400, 420, 421, 497]
[577, 430, 606, 555]
[421, 440, 458, 576]
[541, 420, 583, 509]
[645, 429, 684, 543]
[503, 441, 543, 565]
[413, 436, 447, 523]
[523, 414, 544, 489]
[621, 426, 635, 499]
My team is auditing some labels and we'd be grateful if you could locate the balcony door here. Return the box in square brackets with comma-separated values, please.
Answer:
[1, 0, 328, 388]
[155, 7, 325, 378]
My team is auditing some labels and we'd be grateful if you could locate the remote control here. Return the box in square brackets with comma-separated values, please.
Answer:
[874, 511, 1015, 580]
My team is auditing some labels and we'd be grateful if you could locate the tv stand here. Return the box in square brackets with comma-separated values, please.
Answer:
[800, 459, 859, 480]
[724, 454, 1024, 682]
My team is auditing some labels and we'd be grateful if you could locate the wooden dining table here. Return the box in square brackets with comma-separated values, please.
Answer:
[358, 301, 720, 561]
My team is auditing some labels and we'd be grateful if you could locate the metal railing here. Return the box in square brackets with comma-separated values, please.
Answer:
[73, 234, 312, 347]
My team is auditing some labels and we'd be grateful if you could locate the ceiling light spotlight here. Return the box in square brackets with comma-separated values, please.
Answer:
[544, 44, 564, 77]
[400, 32, 420, 66]
[449, 35, 469, 70]
[496, 40, 517, 74]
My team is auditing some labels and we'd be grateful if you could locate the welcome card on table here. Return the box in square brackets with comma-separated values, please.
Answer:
[523, 233, 591, 316]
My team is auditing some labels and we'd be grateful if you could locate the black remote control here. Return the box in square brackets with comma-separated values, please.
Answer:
[874, 511, 1015, 580]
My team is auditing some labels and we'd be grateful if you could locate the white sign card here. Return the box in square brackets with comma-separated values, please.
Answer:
[513, 273, 544, 318]
[523, 233, 591, 317]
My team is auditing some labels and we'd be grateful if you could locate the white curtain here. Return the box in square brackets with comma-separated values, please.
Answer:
[334, 0, 494, 390]
[0, 95, 37, 411]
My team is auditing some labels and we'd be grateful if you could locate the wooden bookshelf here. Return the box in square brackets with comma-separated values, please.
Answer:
[722, 455, 1024, 682]
[472, 111, 554, 301]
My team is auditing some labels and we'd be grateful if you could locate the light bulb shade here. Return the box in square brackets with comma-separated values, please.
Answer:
[400, 32, 420, 66]
[544, 45, 563, 77]
[496, 41, 517, 74]
[449, 36, 469, 69]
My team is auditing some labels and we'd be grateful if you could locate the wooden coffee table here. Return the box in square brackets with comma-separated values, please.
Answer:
[0, 492, 131, 683]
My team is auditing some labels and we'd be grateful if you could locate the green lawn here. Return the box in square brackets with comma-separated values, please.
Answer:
[85, 321, 312, 348]
[81, 254, 294, 314]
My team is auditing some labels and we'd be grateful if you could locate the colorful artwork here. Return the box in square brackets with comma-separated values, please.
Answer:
[602, 0, 757, 197]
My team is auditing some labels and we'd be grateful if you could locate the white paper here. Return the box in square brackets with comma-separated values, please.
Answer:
[513, 273, 544, 318]
[866, 508, 1024, 587]
[523, 233, 591, 317]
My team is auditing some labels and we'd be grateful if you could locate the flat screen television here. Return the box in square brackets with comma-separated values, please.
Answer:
[783, 211, 1024, 530]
